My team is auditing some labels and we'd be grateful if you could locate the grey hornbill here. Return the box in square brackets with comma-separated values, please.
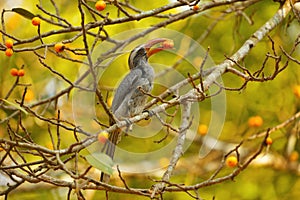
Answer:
[100, 38, 174, 183]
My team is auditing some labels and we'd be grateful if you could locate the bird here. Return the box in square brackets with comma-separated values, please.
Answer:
[100, 38, 174, 183]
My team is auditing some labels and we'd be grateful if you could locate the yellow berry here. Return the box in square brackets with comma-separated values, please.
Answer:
[226, 156, 238, 167]
[46, 142, 54, 150]
[25, 89, 34, 101]
[107, 96, 113, 107]
[5, 39, 13, 48]
[31, 17, 41, 26]
[98, 131, 109, 144]
[95, 1, 106, 11]
[293, 85, 300, 98]
[248, 116, 263, 128]
[197, 124, 208, 136]
[54, 43, 65, 53]
[265, 137, 273, 145]
[5, 48, 13, 57]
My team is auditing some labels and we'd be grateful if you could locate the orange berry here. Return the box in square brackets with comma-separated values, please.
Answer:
[248, 116, 263, 128]
[265, 137, 273, 145]
[289, 151, 299, 162]
[193, 5, 200, 11]
[46, 142, 54, 150]
[197, 124, 208, 136]
[95, 1, 106, 11]
[10, 68, 19, 76]
[54, 43, 65, 53]
[226, 156, 238, 167]
[98, 131, 109, 144]
[31, 17, 41, 26]
[5, 48, 13, 57]
[5, 39, 13, 48]
[17, 69, 25, 77]
[162, 40, 174, 49]
[293, 85, 300, 98]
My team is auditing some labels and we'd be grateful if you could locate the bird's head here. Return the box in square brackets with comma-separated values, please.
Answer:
[128, 38, 174, 69]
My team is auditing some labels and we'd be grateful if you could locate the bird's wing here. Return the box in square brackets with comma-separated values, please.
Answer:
[111, 68, 143, 113]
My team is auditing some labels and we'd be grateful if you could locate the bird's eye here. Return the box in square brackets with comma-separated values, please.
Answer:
[128, 46, 147, 69]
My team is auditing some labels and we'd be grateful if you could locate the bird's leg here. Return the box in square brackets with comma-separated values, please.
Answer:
[123, 118, 133, 134]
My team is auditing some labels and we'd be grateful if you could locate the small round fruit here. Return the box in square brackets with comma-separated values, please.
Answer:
[293, 85, 300, 98]
[197, 124, 208, 136]
[162, 40, 174, 49]
[5, 39, 13, 48]
[95, 1, 106, 11]
[98, 131, 109, 144]
[5, 48, 13, 57]
[265, 137, 273, 145]
[107, 96, 113, 107]
[31, 17, 41, 26]
[226, 156, 238, 167]
[17, 69, 25, 77]
[25, 89, 34, 101]
[193, 5, 200, 11]
[248, 116, 263, 128]
[289, 151, 299, 162]
[46, 142, 54, 150]
[10, 68, 19, 76]
[54, 43, 65, 53]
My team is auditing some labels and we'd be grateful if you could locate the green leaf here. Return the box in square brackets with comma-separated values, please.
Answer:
[12, 8, 36, 20]
[85, 152, 114, 175]
[0, 99, 28, 115]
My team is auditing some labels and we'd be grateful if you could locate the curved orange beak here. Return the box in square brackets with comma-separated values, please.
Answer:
[144, 38, 174, 57]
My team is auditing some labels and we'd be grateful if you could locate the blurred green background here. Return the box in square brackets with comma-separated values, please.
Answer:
[0, 0, 299, 199]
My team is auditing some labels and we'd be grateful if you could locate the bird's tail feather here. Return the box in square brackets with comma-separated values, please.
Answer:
[100, 128, 121, 183]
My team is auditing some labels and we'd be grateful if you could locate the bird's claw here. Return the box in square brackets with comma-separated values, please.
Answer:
[124, 119, 133, 133]
[142, 110, 154, 120]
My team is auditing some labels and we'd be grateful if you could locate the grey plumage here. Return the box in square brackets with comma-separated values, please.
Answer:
[112, 47, 154, 119]
[100, 38, 172, 183]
